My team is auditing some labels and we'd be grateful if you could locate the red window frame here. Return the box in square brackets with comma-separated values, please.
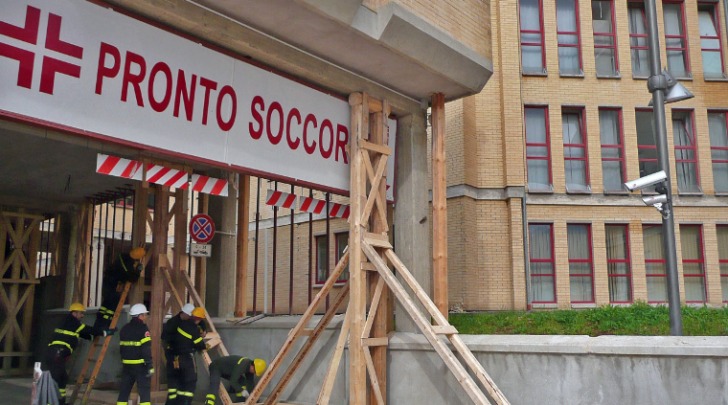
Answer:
[663, 0, 691, 76]
[636, 109, 658, 182]
[672, 109, 701, 192]
[717, 225, 728, 303]
[563, 107, 590, 191]
[599, 108, 627, 191]
[556, 0, 583, 75]
[314, 233, 348, 286]
[680, 224, 706, 304]
[698, 1, 725, 76]
[708, 110, 728, 192]
[567, 223, 595, 304]
[643, 224, 667, 304]
[628, 1, 649, 77]
[592, 0, 620, 75]
[529, 223, 557, 304]
[605, 224, 633, 304]
[519, 0, 547, 74]
[525, 105, 552, 190]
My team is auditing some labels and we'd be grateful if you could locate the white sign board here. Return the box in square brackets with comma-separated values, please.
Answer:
[190, 243, 212, 258]
[0, 0, 396, 200]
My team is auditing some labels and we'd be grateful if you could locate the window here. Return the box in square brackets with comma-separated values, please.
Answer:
[557, 0, 582, 75]
[628, 1, 649, 77]
[592, 0, 619, 76]
[599, 108, 626, 192]
[680, 225, 706, 303]
[708, 111, 728, 192]
[529, 224, 556, 303]
[525, 106, 552, 191]
[717, 225, 728, 302]
[315, 233, 348, 285]
[567, 224, 594, 303]
[698, 2, 725, 78]
[663, 1, 690, 77]
[606, 225, 632, 303]
[335, 232, 349, 282]
[672, 110, 700, 192]
[643, 224, 667, 303]
[563, 108, 589, 192]
[520, 0, 546, 74]
[636, 109, 659, 192]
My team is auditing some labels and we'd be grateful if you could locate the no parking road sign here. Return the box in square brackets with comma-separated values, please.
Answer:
[189, 214, 215, 243]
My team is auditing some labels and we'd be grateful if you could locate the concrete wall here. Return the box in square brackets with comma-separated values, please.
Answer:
[37, 312, 728, 404]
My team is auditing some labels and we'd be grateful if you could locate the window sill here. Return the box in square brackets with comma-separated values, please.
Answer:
[603, 190, 630, 196]
[527, 185, 554, 194]
[677, 191, 703, 197]
[632, 75, 649, 80]
[566, 190, 592, 195]
[714, 192, 728, 197]
[560, 73, 584, 78]
[596, 74, 621, 80]
[530, 303, 558, 309]
[522, 71, 548, 77]
[571, 303, 596, 309]
[704, 76, 728, 82]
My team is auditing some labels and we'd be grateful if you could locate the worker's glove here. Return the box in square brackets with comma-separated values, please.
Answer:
[103, 328, 116, 337]
[240, 389, 250, 399]
[146, 367, 155, 377]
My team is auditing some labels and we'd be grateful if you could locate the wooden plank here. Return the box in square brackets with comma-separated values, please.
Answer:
[361, 337, 388, 347]
[235, 174, 250, 316]
[432, 325, 458, 335]
[431, 93, 449, 319]
[361, 347, 385, 405]
[361, 242, 491, 405]
[361, 262, 377, 272]
[247, 252, 349, 405]
[363, 233, 392, 249]
[263, 284, 349, 405]
[348, 91, 368, 405]
[317, 306, 350, 405]
[359, 139, 391, 156]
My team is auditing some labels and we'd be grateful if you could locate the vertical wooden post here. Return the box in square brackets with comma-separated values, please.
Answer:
[235, 175, 250, 316]
[173, 188, 188, 302]
[368, 99, 390, 404]
[431, 93, 449, 318]
[150, 185, 170, 390]
[349, 92, 368, 405]
[130, 184, 148, 305]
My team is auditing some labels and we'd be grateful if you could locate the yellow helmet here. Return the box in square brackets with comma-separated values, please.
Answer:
[130, 247, 146, 260]
[192, 307, 205, 319]
[253, 358, 267, 377]
[69, 302, 85, 312]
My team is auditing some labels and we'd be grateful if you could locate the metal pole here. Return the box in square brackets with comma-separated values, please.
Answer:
[645, 0, 683, 335]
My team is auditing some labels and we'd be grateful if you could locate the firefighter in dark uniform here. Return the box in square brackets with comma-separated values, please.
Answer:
[42, 302, 110, 405]
[162, 303, 206, 405]
[94, 247, 146, 331]
[117, 303, 154, 405]
[205, 355, 267, 404]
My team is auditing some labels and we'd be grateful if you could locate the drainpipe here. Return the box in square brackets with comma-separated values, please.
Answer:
[521, 194, 531, 310]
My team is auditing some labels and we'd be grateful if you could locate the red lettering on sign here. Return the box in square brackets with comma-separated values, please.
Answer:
[199, 76, 216, 126]
[303, 114, 317, 155]
[148, 61, 172, 112]
[96, 42, 120, 95]
[286, 108, 301, 150]
[122, 51, 146, 106]
[249, 95, 264, 139]
[267, 101, 283, 145]
[216, 84, 236, 131]
[174, 73, 196, 121]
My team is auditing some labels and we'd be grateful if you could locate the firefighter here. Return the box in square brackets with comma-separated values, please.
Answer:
[94, 247, 146, 331]
[162, 303, 206, 405]
[117, 303, 154, 405]
[42, 302, 112, 405]
[205, 356, 267, 404]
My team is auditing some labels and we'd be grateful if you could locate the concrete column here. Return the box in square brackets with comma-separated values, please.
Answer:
[393, 112, 431, 332]
[207, 173, 238, 317]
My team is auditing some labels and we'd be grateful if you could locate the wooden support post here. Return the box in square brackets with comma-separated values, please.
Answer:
[349, 92, 368, 405]
[172, 188, 188, 305]
[431, 93, 448, 318]
[130, 184, 148, 305]
[149, 185, 170, 390]
[235, 175, 250, 316]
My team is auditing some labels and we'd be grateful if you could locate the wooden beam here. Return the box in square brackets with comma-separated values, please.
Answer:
[317, 306, 350, 405]
[431, 92, 449, 319]
[235, 175, 250, 316]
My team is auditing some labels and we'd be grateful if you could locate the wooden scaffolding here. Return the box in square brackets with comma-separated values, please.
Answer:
[243, 93, 509, 404]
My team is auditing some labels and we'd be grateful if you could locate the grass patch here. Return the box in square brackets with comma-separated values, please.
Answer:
[449, 303, 728, 336]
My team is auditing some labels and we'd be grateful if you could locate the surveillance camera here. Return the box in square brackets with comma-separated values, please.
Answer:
[624, 170, 667, 191]
[642, 194, 668, 206]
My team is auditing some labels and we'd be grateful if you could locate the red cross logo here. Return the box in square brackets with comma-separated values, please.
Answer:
[0, 5, 83, 95]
